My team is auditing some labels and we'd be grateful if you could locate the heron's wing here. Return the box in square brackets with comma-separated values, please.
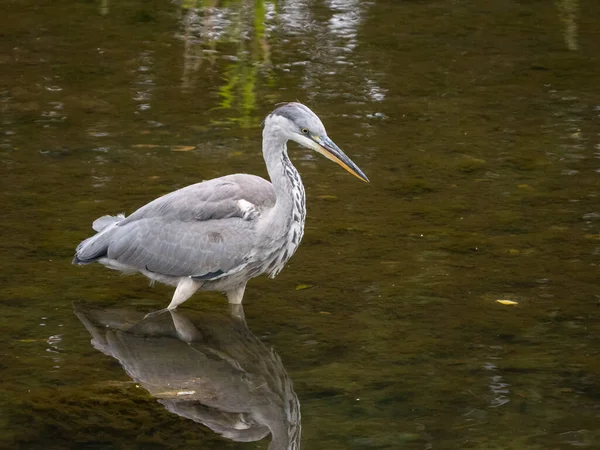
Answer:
[121, 174, 275, 225]
[75, 174, 276, 278]
[105, 216, 256, 278]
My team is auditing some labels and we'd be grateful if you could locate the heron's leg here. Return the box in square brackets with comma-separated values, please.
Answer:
[168, 277, 201, 310]
[229, 303, 246, 322]
[226, 283, 246, 305]
[169, 309, 202, 342]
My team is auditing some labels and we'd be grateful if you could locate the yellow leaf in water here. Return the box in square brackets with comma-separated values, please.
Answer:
[319, 311, 331, 315]
[171, 146, 196, 152]
[317, 195, 338, 200]
[295, 284, 314, 291]
[132, 144, 161, 149]
[496, 299, 519, 306]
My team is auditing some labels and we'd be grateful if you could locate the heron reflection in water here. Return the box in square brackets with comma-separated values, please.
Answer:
[73, 103, 368, 309]
[74, 303, 300, 450]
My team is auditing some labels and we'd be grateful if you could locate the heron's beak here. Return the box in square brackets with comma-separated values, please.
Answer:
[311, 135, 370, 183]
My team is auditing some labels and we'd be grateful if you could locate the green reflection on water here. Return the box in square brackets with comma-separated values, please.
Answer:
[177, 0, 274, 127]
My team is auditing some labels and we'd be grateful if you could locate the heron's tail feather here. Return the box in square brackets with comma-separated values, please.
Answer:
[73, 214, 125, 264]
[93, 214, 125, 232]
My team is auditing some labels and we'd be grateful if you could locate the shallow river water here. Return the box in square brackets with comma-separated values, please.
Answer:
[1, 0, 600, 449]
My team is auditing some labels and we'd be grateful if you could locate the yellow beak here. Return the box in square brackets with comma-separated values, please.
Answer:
[311, 135, 369, 182]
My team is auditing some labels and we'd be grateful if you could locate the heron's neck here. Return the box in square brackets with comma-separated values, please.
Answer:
[262, 129, 306, 223]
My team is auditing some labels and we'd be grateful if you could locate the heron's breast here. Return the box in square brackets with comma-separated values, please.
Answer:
[265, 198, 305, 278]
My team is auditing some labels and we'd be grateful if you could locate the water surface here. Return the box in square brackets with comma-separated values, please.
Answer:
[1, 0, 600, 448]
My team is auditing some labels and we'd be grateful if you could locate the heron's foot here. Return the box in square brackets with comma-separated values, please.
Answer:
[143, 308, 169, 320]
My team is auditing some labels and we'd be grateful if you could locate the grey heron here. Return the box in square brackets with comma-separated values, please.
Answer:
[73, 102, 368, 309]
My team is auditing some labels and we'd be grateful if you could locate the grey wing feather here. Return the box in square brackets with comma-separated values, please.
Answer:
[106, 217, 254, 277]
[74, 174, 276, 277]
[121, 174, 275, 224]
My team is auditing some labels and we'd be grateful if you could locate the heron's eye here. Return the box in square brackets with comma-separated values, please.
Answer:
[301, 128, 309, 134]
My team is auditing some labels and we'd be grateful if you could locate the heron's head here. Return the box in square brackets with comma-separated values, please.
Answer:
[265, 102, 369, 182]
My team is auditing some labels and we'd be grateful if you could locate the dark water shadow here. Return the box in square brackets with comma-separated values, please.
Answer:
[74, 303, 301, 450]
